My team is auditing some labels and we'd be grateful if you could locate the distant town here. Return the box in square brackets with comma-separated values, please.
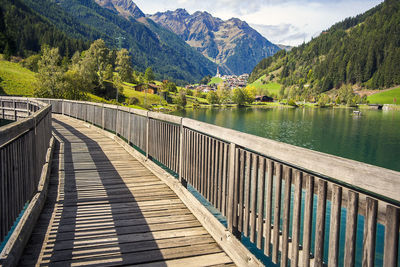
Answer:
[186, 68, 249, 93]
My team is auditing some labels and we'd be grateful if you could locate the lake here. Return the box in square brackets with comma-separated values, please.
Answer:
[173, 107, 400, 172]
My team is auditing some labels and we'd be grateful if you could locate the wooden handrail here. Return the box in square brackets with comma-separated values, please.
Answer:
[36, 98, 400, 266]
[0, 97, 52, 244]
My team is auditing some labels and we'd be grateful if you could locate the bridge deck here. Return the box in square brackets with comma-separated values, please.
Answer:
[19, 115, 234, 266]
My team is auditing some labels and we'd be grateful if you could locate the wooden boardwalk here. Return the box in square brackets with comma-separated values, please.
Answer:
[19, 115, 234, 266]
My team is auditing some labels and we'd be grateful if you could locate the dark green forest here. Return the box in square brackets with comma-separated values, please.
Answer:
[19, 0, 217, 84]
[0, 0, 88, 58]
[249, 0, 400, 98]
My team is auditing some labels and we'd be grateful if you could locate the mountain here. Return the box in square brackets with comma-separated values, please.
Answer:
[277, 44, 293, 51]
[149, 9, 280, 75]
[249, 0, 400, 95]
[0, 0, 88, 58]
[15, 0, 217, 84]
[95, 0, 145, 20]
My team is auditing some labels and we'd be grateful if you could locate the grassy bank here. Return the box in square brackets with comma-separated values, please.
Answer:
[0, 59, 37, 96]
[247, 75, 281, 95]
[367, 86, 400, 104]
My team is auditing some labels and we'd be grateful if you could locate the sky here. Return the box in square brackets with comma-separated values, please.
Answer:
[133, 0, 384, 46]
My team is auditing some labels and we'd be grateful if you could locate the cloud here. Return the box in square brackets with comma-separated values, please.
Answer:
[251, 23, 308, 45]
[134, 0, 384, 45]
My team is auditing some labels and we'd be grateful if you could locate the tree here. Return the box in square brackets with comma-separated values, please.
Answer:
[217, 83, 231, 104]
[116, 49, 133, 82]
[199, 75, 212, 85]
[162, 81, 177, 93]
[34, 46, 64, 98]
[232, 88, 254, 106]
[21, 54, 41, 72]
[317, 93, 330, 107]
[86, 39, 110, 90]
[174, 89, 187, 109]
[63, 69, 88, 100]
[144, 67, 154, 83]
[207, 91, 220, 105]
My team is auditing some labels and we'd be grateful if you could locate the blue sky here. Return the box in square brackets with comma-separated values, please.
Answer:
[134, 0, 383, 46]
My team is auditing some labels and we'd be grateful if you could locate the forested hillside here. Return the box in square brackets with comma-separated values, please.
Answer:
[0, 0, 88, 58]
[250, 0, 400, 99]
[20, 0, 217, 84]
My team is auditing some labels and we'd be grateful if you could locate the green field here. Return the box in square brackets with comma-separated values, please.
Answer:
[367, 87, 400, 104]
[248, 75, 281, 95]
[0, 59, 152, 109]
[0, 60, 37, 96]
[208, 77, 223, 85]
[122, 84, 167, 106]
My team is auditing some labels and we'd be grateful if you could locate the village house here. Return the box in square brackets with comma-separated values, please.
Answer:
[134, 83, 161, 94]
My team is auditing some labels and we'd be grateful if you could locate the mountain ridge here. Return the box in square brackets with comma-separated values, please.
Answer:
[94, 0, 145, 20]
[19, 0, 217, 84]
[250, 0, 400, 96]
[149, 9, 280, 75]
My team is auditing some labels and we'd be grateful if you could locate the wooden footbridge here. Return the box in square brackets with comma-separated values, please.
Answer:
[0, 97, 399, 267]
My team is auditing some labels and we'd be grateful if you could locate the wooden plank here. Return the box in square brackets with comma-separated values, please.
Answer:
[227, 142, 236, 234]
[281, 166, 292, 267]
[362, 197, 378, 267]
[328, 184, 342, 267]
[221, 143, 228, 217]
[256, 157, 265, 249]
[272, 162, 282, 264]
[238, 149, 245, 232]
[344, 190, 359, 267]
[232, 147, 240, 231]
[264, 159, 274, 256]
[291, 170, 302, 267]
[15, 115, 237, 267]
[383, 205, 399, 267]
[250, 153, 258, 243]
[217, 141, 224, 211]
[243, 152, 251, 237]
[199, 134, 205, 195]
[314, 179, 327, 267]
[303, 175, 315, 267]
[182, 118, 400, 203]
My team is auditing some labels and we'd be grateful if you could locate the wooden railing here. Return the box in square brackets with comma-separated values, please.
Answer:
[0, 97, 52, 244]
[38, 99, 400, 266]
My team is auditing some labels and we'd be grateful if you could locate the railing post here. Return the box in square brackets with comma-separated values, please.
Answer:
[61, 99, 64, 115]
[85, 102, 88, 122]
[13, 99, 17, 120]
[146, 113, 149, 160]
[75, 102, 78, 119]
[26, 98, 30, 117]
[227, 142, 240, 238]
[127, 108, 131, 144]
[102, 103, 105, 130]
[115, 105, 119, 136]
[92, 104, 95, 125]
[178, 118, 187, 187]
[1, 99, 4, 119]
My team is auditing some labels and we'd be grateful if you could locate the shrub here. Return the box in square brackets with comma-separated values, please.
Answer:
[129, 97, 139, 105]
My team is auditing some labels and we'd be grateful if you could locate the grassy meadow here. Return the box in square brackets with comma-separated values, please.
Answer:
[367, 87, 400, 104]
[0, 59, 37, 96]
[247, 75, 281, 95]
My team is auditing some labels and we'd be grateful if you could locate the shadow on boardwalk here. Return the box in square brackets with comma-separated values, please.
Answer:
[18, 117, 231, 266]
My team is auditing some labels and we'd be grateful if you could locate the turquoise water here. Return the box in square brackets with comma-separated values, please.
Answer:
[173, 107, 400, 172]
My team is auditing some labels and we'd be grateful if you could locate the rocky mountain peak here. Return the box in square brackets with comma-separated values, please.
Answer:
[149, 10, 280, 75]
[95, 0, 145, 20]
